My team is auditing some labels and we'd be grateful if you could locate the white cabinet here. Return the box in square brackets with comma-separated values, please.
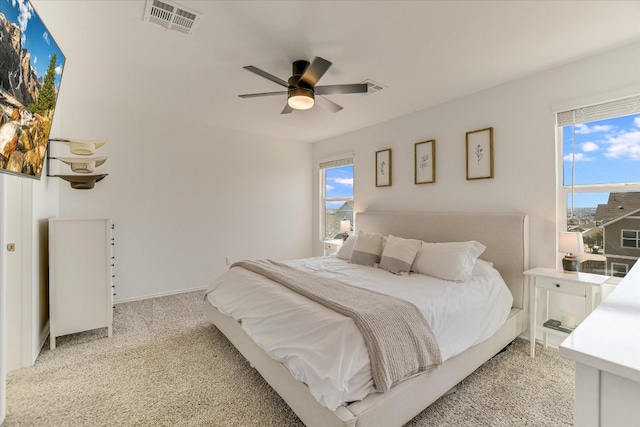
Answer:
[49, 218, 114, 349]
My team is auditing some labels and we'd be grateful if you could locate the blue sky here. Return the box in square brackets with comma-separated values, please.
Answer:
[563, 113, 640, 208]
[325, 165, 353, 209]
[1, 0, 65, 88]
[326, 165, 354, 198]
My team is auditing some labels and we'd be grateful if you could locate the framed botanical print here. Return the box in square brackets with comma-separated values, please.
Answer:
[376, 148, 392, 187]
[466, 127, 494, 180]
[415, 140, 435, 184]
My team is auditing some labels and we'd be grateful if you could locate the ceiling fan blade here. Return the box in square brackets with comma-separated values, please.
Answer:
[238, 91, 287, 98]
[281, 104, 294, 114]
[243, 66, 289, 88]
[315, 83, 369, 96]
[299, 57, 332, 87]
[315, 96, 343, 113]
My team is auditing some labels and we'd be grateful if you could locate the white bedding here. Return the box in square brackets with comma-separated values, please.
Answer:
[205, 256, 512, 411]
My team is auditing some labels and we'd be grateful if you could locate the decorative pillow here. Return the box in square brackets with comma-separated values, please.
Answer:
[336, 235, 357, 260]
[411, 240, 486, 282]
[350, 231, 385, 266]
[379, 235, 422, 275]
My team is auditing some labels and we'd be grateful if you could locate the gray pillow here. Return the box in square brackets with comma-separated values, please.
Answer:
[350, 231, 384, 266]
[379, 235, 422, 275]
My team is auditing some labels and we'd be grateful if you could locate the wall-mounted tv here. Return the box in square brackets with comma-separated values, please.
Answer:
[0, 0, 65, 179]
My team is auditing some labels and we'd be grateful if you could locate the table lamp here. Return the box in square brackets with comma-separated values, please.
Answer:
[559, 232, 584, 272]
[340, 219, 351, 241]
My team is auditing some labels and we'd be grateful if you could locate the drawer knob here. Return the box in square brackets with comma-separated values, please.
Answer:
[555, 283, 560, 288]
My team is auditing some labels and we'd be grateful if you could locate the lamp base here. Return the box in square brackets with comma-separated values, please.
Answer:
[562, 255, 579, 272]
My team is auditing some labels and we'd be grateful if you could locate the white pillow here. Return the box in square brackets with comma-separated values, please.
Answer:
[350, 230, 384, 266]
[411, 240, 486, 282]
[336, 235, 357, 260]
[379, 235, 422, 275]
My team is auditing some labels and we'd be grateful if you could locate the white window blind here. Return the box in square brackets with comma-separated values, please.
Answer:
[557, 94, 640, 126]
[319, 156, 353, 170]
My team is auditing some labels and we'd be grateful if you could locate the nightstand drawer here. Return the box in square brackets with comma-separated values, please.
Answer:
[322, 239, 343, 256]
[324, 243, 340, 255]
[536, 277, 586, 297]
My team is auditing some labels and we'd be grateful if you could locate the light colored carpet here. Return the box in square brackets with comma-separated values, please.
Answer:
[6, 291, 574, 426]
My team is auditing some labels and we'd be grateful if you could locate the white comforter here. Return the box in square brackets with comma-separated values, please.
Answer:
[205, 256, 512, 411]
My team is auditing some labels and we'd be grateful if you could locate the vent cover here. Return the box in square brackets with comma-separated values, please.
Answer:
[143, 0, 202, 35]
[361, 79, 386, 95]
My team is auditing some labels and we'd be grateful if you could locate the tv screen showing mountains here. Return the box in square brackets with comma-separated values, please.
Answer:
[0, 0, 65, 179]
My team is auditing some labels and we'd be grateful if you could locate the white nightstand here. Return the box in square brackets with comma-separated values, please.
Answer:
[322, 239, 344, 256]
[525, 267, 611, 357]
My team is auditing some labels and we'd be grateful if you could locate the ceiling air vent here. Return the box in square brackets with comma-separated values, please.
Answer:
[143, 0, 202, 35]
[361, 79, 386, 95]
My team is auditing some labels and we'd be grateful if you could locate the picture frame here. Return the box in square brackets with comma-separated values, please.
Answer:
[375, 148, 392, 187]
[414, 140, 436, 184]
[466, 127, 494, 180]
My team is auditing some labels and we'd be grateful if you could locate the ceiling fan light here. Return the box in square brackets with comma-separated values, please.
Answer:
[288, 88, 315, 110]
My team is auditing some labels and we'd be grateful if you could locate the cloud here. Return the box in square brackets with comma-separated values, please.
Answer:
[575, 123, 614, 134]
[635, 116, 640, 128]
[333, 178, 353, 187]
[581, 142, 599, 152]
[13, 0, 34, 46]
[563, 153, 593, 162]
[55, 65, 63, 75]
[43, 31, 50, 45]
[326, 184, 335, 192]
[604, 130, 640, 160]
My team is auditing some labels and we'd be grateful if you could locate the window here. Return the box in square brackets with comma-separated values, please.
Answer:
[558, 94, 640, 277]
[320, 155, 353, 240]
[611, 262, 629, 278]
[622, 230, 640, 249]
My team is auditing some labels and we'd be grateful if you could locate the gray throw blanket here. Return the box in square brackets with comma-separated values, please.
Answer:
[231, 259, 442, 392]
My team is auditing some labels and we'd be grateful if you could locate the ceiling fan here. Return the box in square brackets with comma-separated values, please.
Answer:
[238, 57, 368, 114]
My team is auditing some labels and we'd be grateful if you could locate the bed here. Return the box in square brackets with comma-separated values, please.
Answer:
[204, 211, 529, 427]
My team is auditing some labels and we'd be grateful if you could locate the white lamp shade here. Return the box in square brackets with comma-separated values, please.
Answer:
[559, 232, 584, 255]
[340, 219, 351, 233]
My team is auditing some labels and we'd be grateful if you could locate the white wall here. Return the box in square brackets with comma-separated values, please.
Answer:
[50, 100, 312, 302]
[312, 41, 640, 284]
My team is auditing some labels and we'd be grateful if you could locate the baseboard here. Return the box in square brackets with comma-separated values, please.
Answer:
[114, 286, 207, 305]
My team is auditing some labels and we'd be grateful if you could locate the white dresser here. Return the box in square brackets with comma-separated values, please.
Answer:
[559, 262, 640, 427]
[48, 218, 114, 349]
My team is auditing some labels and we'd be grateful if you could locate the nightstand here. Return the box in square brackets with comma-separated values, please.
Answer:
[525, 267, 611, 357]
[322, 239, 344, 256]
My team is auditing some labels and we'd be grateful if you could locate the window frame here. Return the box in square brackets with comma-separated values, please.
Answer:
[621, 229, 640, 249]
[556, 92, 640, 277]
[319, 153, 354, 242]
[611, 262, 629, 278]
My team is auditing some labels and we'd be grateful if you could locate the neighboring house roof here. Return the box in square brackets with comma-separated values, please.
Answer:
[601, 206, 640, 228]
[595, 192, 640, 224]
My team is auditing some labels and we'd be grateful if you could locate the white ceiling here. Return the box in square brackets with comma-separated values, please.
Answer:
[32, 0, 640, 143]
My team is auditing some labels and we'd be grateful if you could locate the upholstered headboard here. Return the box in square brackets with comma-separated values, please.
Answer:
[355, 211, 529, 309]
